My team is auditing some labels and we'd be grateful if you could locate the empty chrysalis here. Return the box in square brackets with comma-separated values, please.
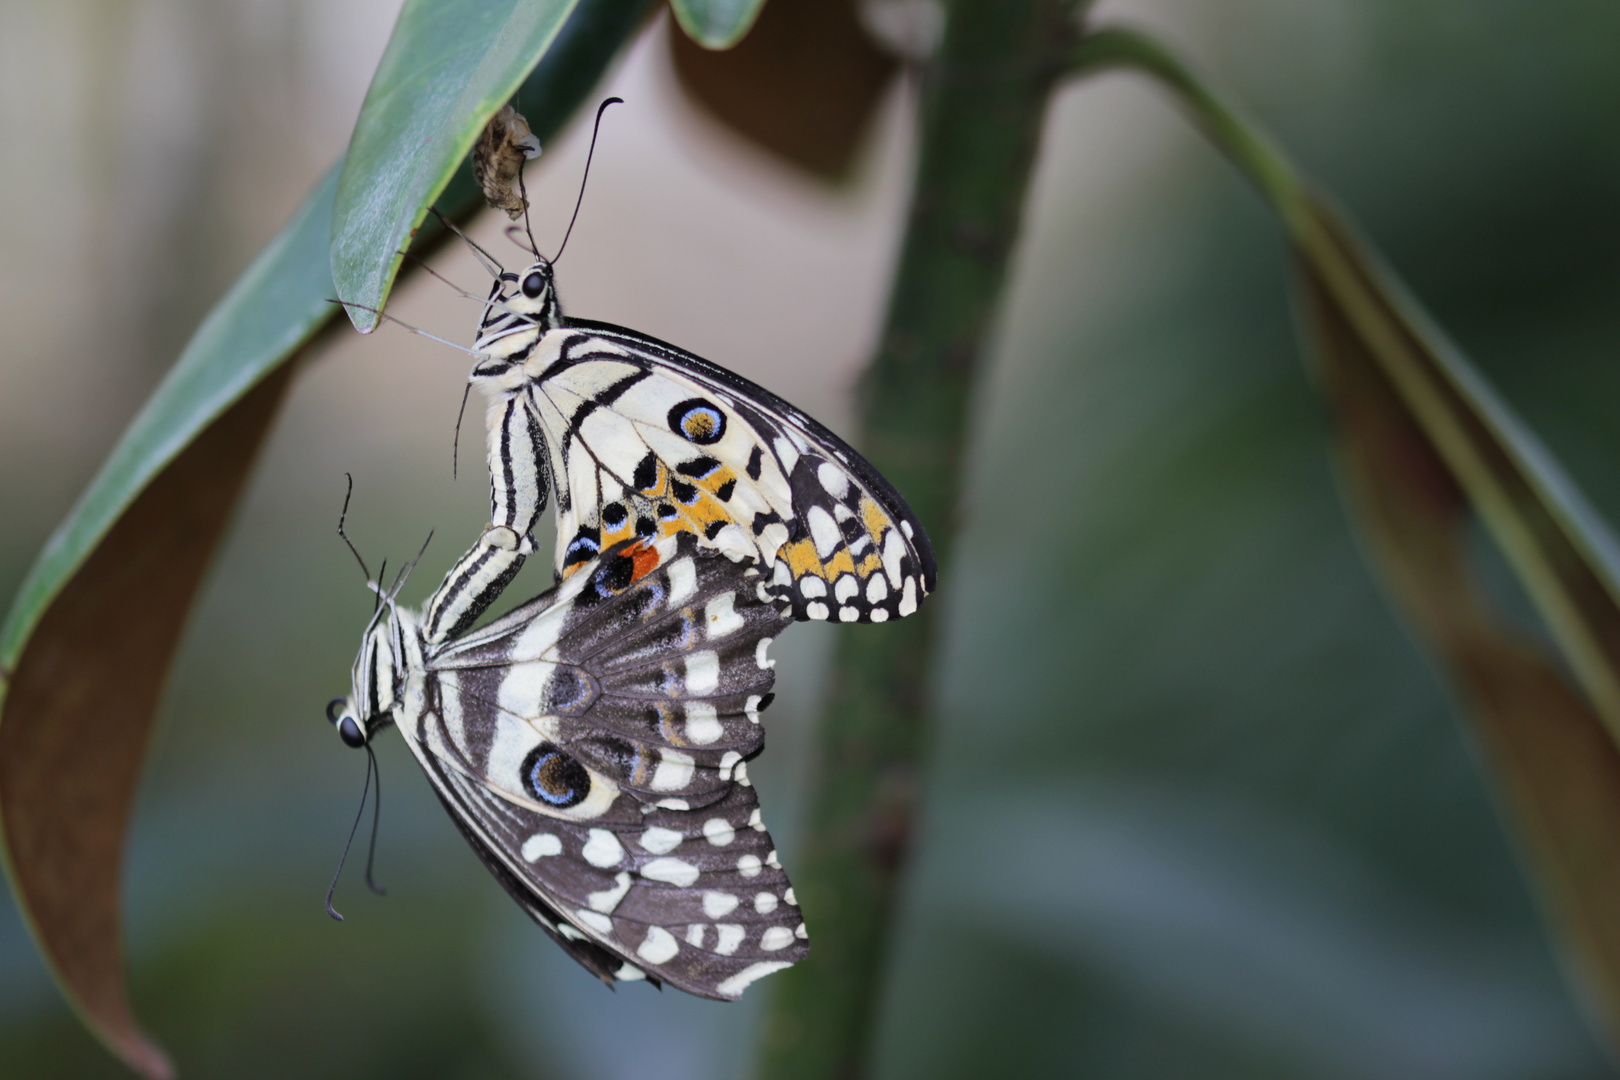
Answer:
[472, 103, 543, 219]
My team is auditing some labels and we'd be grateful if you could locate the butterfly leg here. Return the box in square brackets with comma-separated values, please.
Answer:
[423, 392, 550, 642]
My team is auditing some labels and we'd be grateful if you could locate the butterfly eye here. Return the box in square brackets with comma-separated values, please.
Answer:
[523, 743, 590, 808]
[521, 271, 546, 298]
[337, 716, 366, 748]
[326, 698, 348, 725]
[668, 399, 726, 445]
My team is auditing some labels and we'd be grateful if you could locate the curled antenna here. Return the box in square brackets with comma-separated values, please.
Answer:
[325, 748, 377, 921]
[337, 475, 373, 583]
[430, 207, 504, 278]
[552, 97, 623, 264]
[505, 222, 539, 256]
[327, 299, 484, 358]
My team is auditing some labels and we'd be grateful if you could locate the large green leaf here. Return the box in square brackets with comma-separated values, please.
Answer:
[670, 0, 768, 49]
[330, 0, 582, 331]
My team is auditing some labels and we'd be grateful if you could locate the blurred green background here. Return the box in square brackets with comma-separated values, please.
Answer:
[3, 0, 1620, 1076]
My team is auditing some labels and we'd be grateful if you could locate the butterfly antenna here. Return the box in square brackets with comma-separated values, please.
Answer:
[552, 97, 623, 264]
[325, 749, 376, 921]
[337, 475, 374, 583]
[368, 559, 389, 617]
[327, 299, 486, 358]
[363, 742, 386, 895]
[386, 530, 435, 605]
[516, 171, 541, 259]
[452, 382, 474, 480]
[430, 207, 504, 278]
[400, 251, 527, 318]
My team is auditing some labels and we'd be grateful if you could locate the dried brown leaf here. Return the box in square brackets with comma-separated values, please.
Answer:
[669, 0, 898, 180]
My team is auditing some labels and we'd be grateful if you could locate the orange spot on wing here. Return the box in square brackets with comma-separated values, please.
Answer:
[601, 516, 636, 549]
[626, 539, 662, 583]
[858, 553, 883, 577]
[824, 547, 855, 578]
[859, 496, 891, 543]
[782, 538, 823, 578]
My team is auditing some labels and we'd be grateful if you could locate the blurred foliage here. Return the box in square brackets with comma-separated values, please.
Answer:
[4, 0, 1620, 1078]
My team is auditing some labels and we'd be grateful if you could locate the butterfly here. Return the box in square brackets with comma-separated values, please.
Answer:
[394, 99, 934, 644]
[416, 253, 937, 647]
[330, 531, 807, 999]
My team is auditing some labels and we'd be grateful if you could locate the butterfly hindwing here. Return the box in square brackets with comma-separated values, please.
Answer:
[395, 534, 806, 997]
[514, 319, 935, 624]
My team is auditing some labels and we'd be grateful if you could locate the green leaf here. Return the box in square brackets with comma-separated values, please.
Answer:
[670, 0, 768, 50]
[1072, 23, 1620, 1048]
[330, 0, 582, 331]
[1298, 237, 1620, 1039]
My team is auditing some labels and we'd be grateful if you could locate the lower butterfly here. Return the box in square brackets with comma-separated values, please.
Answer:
[330, 531, 807, 998]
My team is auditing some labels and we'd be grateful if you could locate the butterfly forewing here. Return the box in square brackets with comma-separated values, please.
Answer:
[395, 534, 806, 997]
[508, 318, 935, 624]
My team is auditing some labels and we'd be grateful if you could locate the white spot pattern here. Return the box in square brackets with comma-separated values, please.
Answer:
[651, 749, 695, 791]
[685, 651, 720, 693]
[583, 829, 624, 868]
[642, 857, 700, 887]
[521, 833, 561, 861]
[639, 826, 683, 854]
[703, 891, 739, 918]
[685, 702, 722, 745]
[716, 960, 792, 996]
[666, 558, 697, 607]
[715, 924, 746, 956]
[637, 925, 679, 964]
[704, 591, 744, 638]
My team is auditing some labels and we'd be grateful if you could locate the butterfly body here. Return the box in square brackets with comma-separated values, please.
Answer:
[336, 534, 806, 999]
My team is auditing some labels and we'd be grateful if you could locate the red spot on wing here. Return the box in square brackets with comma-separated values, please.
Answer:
[625, 539, 663, 583]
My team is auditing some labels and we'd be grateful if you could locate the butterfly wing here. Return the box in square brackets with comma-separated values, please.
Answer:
[524, 318, 935, 624]
[399, 534, 805, 998]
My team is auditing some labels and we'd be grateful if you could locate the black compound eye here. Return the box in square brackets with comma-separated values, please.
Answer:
[326, 698, 348, 725]
[522, 743, 590, 808]
[338, 716, 366, 748]
[522, 271, 546, 298]
[668, 398, 726, 444]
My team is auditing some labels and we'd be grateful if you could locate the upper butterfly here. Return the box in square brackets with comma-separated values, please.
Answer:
[437, 255, 936, 638]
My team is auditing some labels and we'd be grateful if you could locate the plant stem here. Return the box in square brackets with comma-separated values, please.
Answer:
[1069, 26, 1307, 226]
[755, 3, 1078, 1077]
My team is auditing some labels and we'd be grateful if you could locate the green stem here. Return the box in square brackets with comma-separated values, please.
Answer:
[1069, 25, 1308, 228]
[755, 2, 1078, 1078]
